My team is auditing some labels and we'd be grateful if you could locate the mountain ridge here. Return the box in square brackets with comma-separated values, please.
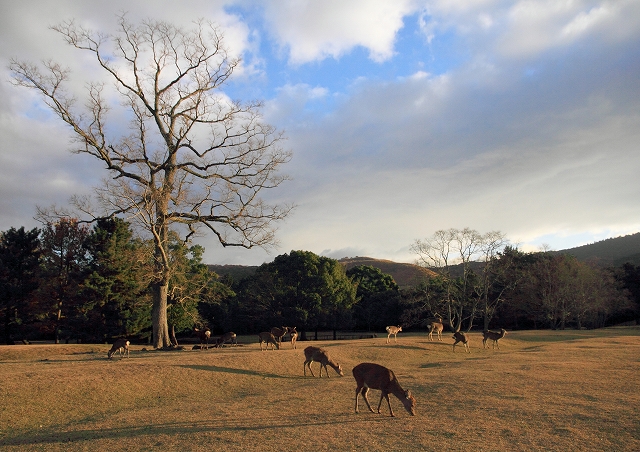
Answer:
[209, 232, 640, 286]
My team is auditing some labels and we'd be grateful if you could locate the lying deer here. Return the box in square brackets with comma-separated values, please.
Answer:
[289, 327, 298, 349]
[215, 331, 237, 348]
[385, 325, 402, 344]
[482, 328, 507, 349]
[303, 346, 343, 377]
[108, 338, 130, 359]
[452, 331, 470, 353]
[427, 320, 444, 341]
[193, 327, 211, 350]
[258, 332, 280, 351]
[352, 362, 416, 417]
[270, 326, 289, 345]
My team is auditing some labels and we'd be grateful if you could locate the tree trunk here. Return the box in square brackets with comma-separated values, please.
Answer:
[151, 282, 171, 349]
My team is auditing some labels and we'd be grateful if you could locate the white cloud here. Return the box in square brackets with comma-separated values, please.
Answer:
[262, 0, 419, 64]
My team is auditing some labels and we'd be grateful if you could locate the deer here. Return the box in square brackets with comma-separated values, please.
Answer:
[270, 326, 289, 345]
[352, 362, 416, 417]
[303, 346, 344, 377]
[108, 338, 130, 359]
[482, 328, 508, 349]
[385, 325, 402, 344]
[452, 331, 470, 353]
[193, 327, 211, 350]
[427, 319, 444, 341]
[289, 327, 298, 349]
[258, 332, 280, 351]
[215, 331, 237, 348]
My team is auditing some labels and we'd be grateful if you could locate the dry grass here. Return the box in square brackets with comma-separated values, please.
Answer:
[1, 328, 639, 451]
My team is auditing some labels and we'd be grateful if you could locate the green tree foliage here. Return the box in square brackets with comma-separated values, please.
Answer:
[0, 227, 41, 344]
[234, 251, 357, 335]
[165, 234, 234, 341]
[346, 265, 400, 331]
[38, 219, 91, 343]
[616, 263, 640, 323]
[82, 218, 150, 342]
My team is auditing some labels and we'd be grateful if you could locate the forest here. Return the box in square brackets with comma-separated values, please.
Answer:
[1, 220, 639, 345]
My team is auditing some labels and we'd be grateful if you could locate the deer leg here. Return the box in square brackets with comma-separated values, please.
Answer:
[360, 388, 375, 413]
[309, 361, 316, 377]
[380, 393, 395, 417]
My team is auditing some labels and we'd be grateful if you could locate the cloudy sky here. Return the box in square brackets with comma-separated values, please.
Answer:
[1, 0, 639, 266]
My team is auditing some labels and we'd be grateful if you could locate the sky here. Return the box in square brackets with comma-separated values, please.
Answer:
[1, 0, 639, 266]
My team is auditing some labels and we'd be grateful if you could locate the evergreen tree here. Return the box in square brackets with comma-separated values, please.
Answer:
[0, 227, 41, 344]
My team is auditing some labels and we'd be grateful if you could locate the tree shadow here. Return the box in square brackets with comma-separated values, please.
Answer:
[1, 412, 393, 447]
[177, 364, 297, 379]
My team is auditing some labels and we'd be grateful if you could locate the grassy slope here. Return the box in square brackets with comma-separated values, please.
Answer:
[1, 328, 639, 451]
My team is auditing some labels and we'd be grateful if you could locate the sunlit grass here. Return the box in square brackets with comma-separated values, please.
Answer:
[1, 327, 639, 451]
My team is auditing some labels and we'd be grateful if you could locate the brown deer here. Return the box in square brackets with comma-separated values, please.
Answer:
[258, 332, 280, 351]
[452, 331, 470, 353]
[270, 326, 289, 345]
[427, 319, 444, 341]
[108, 339, 130, 359]
[193, 327, 211, 350]
[303, 346, 343, 377]
[289, 327, 298, 349]
[352, 362, 416, 417]
[385, 325, 402, 343]
[482, 329, 507, 349]
[215, 331, 237, 348]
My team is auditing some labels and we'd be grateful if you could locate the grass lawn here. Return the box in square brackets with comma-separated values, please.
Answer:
[1, 327, 639, 451]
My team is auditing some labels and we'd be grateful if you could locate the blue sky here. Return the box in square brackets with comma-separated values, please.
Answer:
[1, 0, 639, 266]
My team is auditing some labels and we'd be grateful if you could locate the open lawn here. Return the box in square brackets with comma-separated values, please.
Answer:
[1, 328, 639, 451]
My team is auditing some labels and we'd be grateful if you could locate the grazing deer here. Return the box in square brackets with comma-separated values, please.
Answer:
[452, 331, 470, 353]
[303, 346, 343, 377]
[215, 331, 237, 348]
[385, 325, 402, 344]
[482, 329, 507, 349]
[427, 319, 444, 341]
[352, 362, 416, 417]
[193, 327, 211, 350]
[108, 339, 130, 359]
[258, 332, 280, 351]
[289, 327, 298, 349]
[270, 326, 289, 345]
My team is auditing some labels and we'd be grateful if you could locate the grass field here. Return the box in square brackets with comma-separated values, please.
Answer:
[1, 328, 639, 451]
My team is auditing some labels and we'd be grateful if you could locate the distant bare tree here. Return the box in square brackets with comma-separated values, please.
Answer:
[411, 228, 508, 332]
[10, 16, 293, 348]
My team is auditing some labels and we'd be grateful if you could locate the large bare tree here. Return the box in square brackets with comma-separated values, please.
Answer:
[10, 16, 293, 348]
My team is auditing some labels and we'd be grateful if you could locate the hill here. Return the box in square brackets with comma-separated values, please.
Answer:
[208, 232, 640, 285]
[555, 232, 640, 266]
[338, 256, 437, 287]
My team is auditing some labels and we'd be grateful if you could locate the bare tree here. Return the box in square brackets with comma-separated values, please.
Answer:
[411, 228, 507, 332]
[10, 16, 293, 348]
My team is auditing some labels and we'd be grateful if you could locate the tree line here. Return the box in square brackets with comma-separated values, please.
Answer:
[1, 222, 638, 345]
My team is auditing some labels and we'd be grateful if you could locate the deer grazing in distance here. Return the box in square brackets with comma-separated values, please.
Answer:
[483, 329, 508, 349]
[108, 338, 130, 359]
[270, 326, 289, 345]
[258, 332, 280, 351]
[193, 327, 211, 350]
[352, 362, 416, 417]
[289, 327, 298, 349]
[385, 325, 402, 344]
[303, 346, 344, 377]
[215, 331, 237, 348]
[452, 331, 470, 353]
[427, 318, 444, 341]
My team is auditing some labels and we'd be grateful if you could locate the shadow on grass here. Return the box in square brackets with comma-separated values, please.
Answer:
[0, 413, 399, 447]
[177, 364, 296, 379]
